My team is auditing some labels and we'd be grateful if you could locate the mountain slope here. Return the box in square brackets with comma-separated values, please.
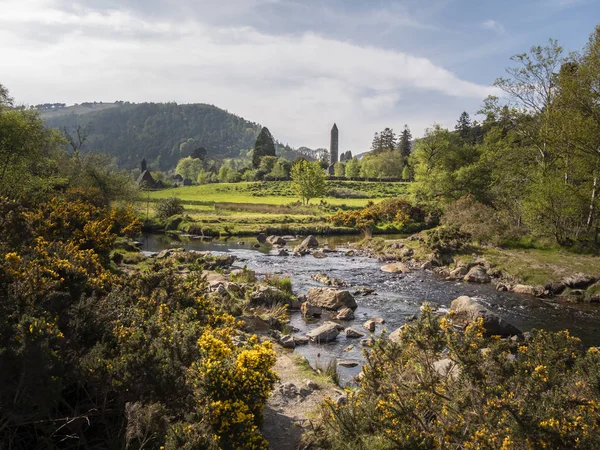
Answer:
[44, 102, 262, 170]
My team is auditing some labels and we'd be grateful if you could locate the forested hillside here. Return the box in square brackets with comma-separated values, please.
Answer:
[44, 102, 262, 170]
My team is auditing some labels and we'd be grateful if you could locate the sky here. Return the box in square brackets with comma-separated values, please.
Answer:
[1, 0, 598, 153]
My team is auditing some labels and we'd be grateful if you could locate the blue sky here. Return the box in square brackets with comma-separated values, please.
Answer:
[1, 0, 598, 153]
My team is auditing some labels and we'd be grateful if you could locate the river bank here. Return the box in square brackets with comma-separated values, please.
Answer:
[354, 234, 600, 304]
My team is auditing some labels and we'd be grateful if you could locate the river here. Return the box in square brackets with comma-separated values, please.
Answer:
[142, 233, 600, 385]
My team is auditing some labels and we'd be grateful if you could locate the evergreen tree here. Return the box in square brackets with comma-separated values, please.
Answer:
[141, 158, 147, 172]
[455, 112, 472, 143]
[398, 125, 412, 160]
[380, 128, 397, 152]
[252, 127, 276, 168]
[370, 132, 383, 153]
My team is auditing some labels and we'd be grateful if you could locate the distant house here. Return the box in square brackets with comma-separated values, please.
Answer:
[171, 174, 184, 186]
[137, 170, 158, 189]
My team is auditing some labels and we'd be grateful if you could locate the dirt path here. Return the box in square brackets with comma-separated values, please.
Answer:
[262, 345, 339, 450]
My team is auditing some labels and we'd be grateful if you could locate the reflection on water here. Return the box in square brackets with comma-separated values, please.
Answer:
[142, 233, 600, 385]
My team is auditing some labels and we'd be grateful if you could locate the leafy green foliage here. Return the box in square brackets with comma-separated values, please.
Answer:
[310, 305, 600, 449]
[291, 160, 327, 205]
[155, 197, 185, 219]
[425, 225, 472, 255]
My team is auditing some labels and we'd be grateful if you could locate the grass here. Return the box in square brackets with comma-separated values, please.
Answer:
[147, 181, 408, 207]
[292, 354, 339, 387]
[135, 181, 409, 236]
[472, 247, 600, 286]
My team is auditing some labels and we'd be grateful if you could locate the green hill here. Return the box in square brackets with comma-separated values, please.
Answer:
[43, 102, 262, 170]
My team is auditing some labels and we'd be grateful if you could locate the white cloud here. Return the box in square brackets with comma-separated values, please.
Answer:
[481, 19, 505, 34]
[0, 0, 498, 151]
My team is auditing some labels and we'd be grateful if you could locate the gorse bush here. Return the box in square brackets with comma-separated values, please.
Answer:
[329, 198, 424, 231]
[155, 196, 185, 219]
[310, 305, 600, 450]
[0, 194, 277, 449]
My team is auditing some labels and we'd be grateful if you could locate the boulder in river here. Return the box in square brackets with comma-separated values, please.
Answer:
[280, 335, 296, 348]
[301, 302, 323, 318]
[463, 266, 491, 283]
[307, 288, 357, 310]
[301, 235, 319, 248]
[312, 251, 328, 259]
[256, 233, 267, 244]
[311, 273, 345, 287]
[345, 328, 365, 338]
[450, 296, 521, 337]
[511, 284, 544, 297]
[294, 235, 319, 254]
[306, 321, 342, 343]
[381, 262, 411, 273]
[335, 307, 355, 321]
[267, 235, 286, 246]
[448, 266, 468, 280]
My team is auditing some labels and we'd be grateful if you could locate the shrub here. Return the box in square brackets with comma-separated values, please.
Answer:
[0, 196, 277, 449]
[424, 225, 472, 255]
[442, 195, 520, 245]
[231, 266, 257, 284]
[155, 197, 185, 219]
[329, 197, 424, 231]
[309, 304, 600, 450]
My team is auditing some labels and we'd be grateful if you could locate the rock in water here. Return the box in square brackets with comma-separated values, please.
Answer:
[307, 288, 357, 310]
[344, 328, 365, 338]
[511, 284, 544, 297]
[335, 307, 355, 321]
[463, 266, 491, 283]
[306, 321, 342, 343]
[301, 302, 323, 318]
[256, 233, 267, 244]
[267, 235, 286, 246]
[301, 235, 319, 248]
[450, 296, 521, 337]
[381, 262, 411, 273]
[293, 235, 319, 254]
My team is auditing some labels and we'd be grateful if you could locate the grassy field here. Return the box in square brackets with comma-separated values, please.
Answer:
[138, 180, 409, 236]
[147, 180, 408, 206]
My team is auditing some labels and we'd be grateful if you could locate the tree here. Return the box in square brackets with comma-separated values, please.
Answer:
[0, 83, 13, 106]
[494, 39, 565, 169]
[190, 147, 207, 160]
[269, 158, 290, 179]
[398, 125, 412, 160]
[258, 155, 278, 174]
[252, 127, 276, 168]
[291, 160, 327, 205]
[333, 161, 346, 177]
[176, 156, 203, 181]
[371, 128, 396, 154]
[455, 112, 472, 143]
[0, 101, 64, 198]
[345, 158, 361, 178]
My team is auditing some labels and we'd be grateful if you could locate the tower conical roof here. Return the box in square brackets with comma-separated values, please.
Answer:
[332, 123, 338, 131]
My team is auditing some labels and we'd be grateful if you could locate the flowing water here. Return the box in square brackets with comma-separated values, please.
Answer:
[142, 233, 600, 385]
